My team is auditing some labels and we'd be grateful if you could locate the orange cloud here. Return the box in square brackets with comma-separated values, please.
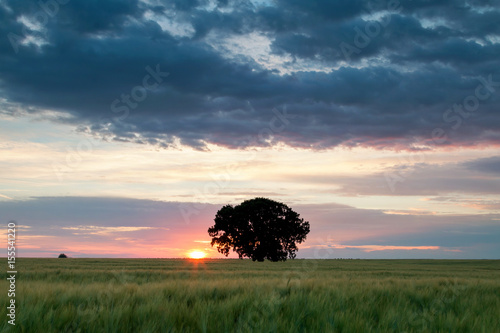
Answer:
[328, 244, 440, 252]
[383, 209, 437, 216]
[60, 226, 167, 235]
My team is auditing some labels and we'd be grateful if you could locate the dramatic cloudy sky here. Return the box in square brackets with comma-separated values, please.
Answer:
[1, 0, 499, 258]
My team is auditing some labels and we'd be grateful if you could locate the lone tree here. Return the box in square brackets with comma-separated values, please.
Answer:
[58, 253, 68, 258]
[208, 198, 310, 262]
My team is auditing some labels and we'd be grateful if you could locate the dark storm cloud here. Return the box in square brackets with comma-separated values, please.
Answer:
[0, 0, 499, 150]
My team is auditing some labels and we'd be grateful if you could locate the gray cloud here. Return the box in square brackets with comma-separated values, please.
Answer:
[463, 155, 500, 174]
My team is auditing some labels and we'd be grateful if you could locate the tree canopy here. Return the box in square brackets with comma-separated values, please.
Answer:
[208, 198, 310, 261]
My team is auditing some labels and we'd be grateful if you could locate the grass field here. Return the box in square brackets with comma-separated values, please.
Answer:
[1, 259, 499, 332]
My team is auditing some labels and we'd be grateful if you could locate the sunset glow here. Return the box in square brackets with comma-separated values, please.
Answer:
[188, 251, 207, 260]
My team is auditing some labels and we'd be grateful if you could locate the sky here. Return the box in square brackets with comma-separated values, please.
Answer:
[1, 0, 499, 259]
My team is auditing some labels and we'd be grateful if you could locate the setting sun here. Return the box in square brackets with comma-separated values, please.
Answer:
[188, 250, 207, 259]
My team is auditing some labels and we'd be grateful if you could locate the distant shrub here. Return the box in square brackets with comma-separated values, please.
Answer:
[58, 253, 68, 258]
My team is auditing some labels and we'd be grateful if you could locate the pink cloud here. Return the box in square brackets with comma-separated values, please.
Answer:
[329, 244, 440, 253]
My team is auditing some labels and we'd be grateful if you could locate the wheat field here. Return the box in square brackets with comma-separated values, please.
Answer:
[1, 258, 499, 332]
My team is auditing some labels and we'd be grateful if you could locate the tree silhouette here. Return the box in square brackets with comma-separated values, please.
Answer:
[58, 253, 68, 258]
[208, 198, 310, 262]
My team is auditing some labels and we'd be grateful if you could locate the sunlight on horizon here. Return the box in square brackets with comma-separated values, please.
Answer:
[187, 250, 207, 259]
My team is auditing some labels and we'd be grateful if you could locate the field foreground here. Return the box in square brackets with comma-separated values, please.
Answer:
[1, 259, 499, 332]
